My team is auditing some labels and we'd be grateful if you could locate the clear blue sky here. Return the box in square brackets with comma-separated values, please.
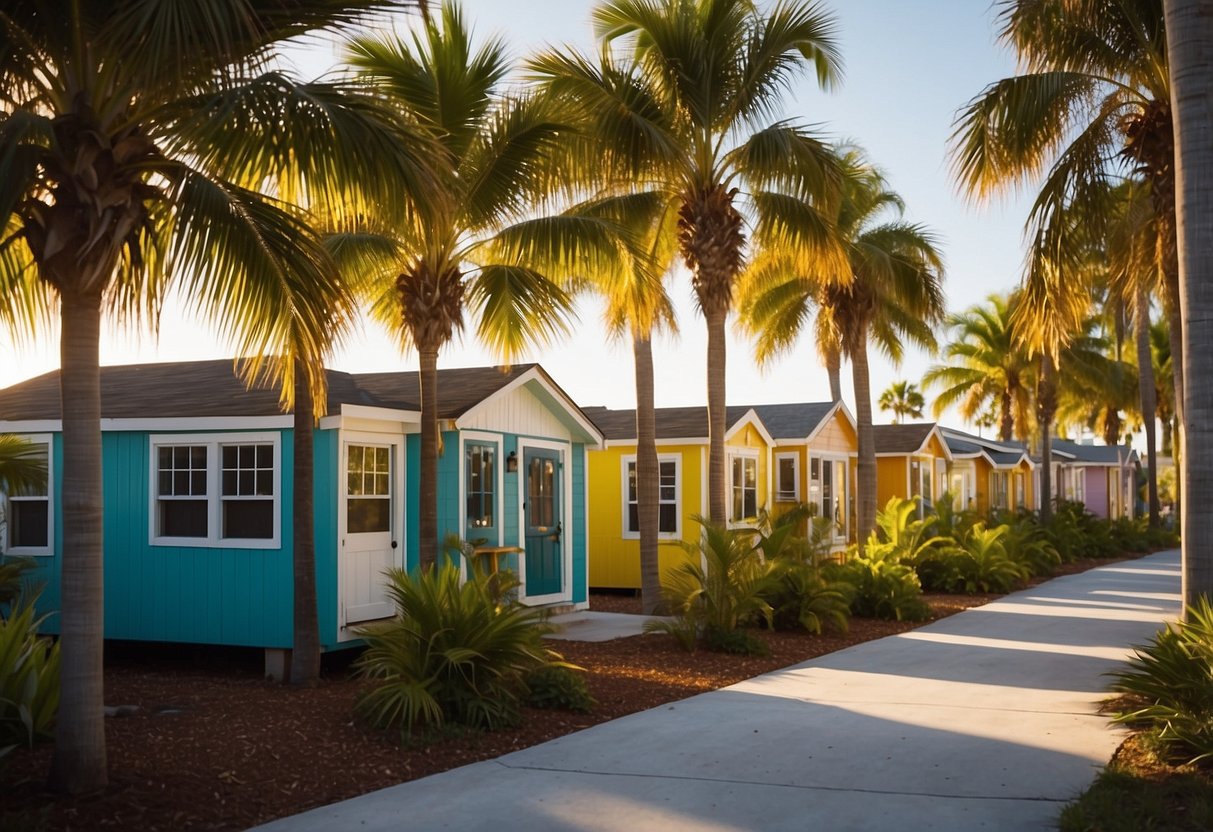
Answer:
[0, 0, 1035, 428]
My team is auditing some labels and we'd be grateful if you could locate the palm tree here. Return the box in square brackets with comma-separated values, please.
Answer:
[741, 150, 945, 544]
[0, 0, 435, 793]
[530, 0, 846, 523]
[952, 0, 1185, 448]
[0, 434, 48, 497]
[924, 295, 1034, 442]
[878, 381, 925, 423]
[1151, 319, 1176, 456]
[347, 4, 621, 569]
[1163, 0, 1213, 604]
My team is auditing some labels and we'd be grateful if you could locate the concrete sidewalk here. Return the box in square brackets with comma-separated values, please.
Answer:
[256, 551, 1181, 832]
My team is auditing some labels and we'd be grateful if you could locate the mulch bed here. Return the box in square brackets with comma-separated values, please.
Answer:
[1, 556, 1130, 831]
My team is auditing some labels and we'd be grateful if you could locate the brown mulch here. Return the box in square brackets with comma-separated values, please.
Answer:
[1, 556, 1130, 831]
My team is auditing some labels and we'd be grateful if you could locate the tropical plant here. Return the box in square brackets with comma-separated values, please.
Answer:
[1111, 596, 1213, 765]
[0, 590, 60, 759]
[354, 563, 560, 735]
[525, 665, 595, 714]
[828, 552, 930, 622]
[0, 436, 48, 499]
[946, 523, 1030, 594]
[645, 518, 774, 655]
[531, 0, 846, 524]
[740, 148, 945, 544]
[346, 3, 623, 570]
[755, 505, 851, 634]
[878, 380, 925, 423]
[924, 294, 1034, 442]
[870, 497, 950, 567]
[0, 0, 437, 792]
[0, 557, 38, 607]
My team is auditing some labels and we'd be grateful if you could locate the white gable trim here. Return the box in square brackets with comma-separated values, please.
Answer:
[804, 401, 856, 445]
[724, 409, 774, 446]
[456, 367, 603, 447]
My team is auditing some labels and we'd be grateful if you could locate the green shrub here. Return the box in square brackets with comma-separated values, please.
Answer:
[1001, 517, 1062, 578]
[645, 518, 774, 655]
[355, 564, 557, 735]
[763, 559, 852, 634]
[1110, 596, 1213, 766]
[525, 665, 595, 713]
[0, 558, 39, 607]
[943, 523, 1030, 594]
[0, 591, 60, 758]
[829, 553, 930, 621]
[872, 497, 950, 567]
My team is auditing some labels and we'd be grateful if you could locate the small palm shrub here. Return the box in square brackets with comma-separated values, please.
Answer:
[764, 559, 852, 634]
[0, 590, 60, 758]
[525, 665, 595, 714]
[872, 497, 950, 567]
[645, 518, 774, 656]
[355, 564, 559, 735]
[1110, 597, 1213, 766]
[0, 557, 38, 607]
[1001, 517, 1062, 578]
[944, 523, 1030, 594]
[829, 546, 930, 622]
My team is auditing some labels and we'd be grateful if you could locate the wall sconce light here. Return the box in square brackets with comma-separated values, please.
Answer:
[506, 450, 518, 473]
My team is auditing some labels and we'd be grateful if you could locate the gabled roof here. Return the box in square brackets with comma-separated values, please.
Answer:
[873, 422, 936, 455]
[1052, 439, 1138, 466]
[581, 405, 753, 442]
[583, 401, 839, 444]
[940, 427, 1033, 469]
[0, 360, 595, 439]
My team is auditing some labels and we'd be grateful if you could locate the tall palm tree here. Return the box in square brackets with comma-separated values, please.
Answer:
[924, 295, 1034, 442]
[0, 0, 435, 793]
[1151, 319, 1176, 456]
[878, 381, 925, 423]
[347, 3, 621, 569]
[570, 191, 678, 614]
[1163, 0, 1213, 604]
[531, 0, 846, 523]
[741, 150, 945, 544]
[952, 0, 1185, 448]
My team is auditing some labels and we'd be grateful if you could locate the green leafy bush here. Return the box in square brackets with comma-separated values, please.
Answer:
[355, 564, 558, 735]
[0, 590, 60, 758]
[1110, 596, 1213, 766]
[526, 665, 595, 713]
[829, 551, 930, 621]
[645, 518, 773, 655]
[1000, 516, 1062, 578]
[943, 523, 1030, 593]
[0, 558, 39, 607]
[764, 559, 852, 634]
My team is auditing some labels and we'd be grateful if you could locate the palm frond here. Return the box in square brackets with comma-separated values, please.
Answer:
[467, 263, 576, 362]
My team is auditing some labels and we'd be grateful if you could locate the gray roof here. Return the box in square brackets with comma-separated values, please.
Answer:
[583, 402, 837, 442]
[873, 422, 937, 454]
[582, 405, 754, 442]
[0, 360, 538, 421]
[1052, 439, 1136, 465]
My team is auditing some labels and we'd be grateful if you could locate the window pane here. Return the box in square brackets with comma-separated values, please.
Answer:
[481, 494, 493, 528]
[223, 499, 273, 539]
[10, 500, 49, 548]
[158, 471, 172, 495]
[658, 503, 676, 534]
[174, 471, 189, 494]
[374, 473, 389, 496]
[238, 445, 254, 467]
[348, 446, 363, 472]
[160, 499, 208, 538]
[223, 470, 237, 496]
[159, 447, 171, 468]
[256, 445, 273, 468]
[191, 471, 206, 495]
[628, 503, 639, 534]
[348, 470, 362, 496]
[191, 446, 207, 468]
[744, 459, 756, 487]
[375, 447, 389, 473]
[223, 445, 237, 468]
[256, 470, 273, 496]
[627, 462, 637, 502]
[238, 470, 254, 495]
[348, 498, 390, 533]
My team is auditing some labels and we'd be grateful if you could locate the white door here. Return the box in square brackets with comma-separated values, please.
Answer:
[341, 439, 401, 626]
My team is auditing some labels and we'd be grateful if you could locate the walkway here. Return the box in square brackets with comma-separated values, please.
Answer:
[255, 551, 1181, 831]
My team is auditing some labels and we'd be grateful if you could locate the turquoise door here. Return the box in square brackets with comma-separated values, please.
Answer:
[523, 448, 562, 597]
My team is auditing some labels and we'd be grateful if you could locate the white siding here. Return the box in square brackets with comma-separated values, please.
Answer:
[459, 383, 573, 439]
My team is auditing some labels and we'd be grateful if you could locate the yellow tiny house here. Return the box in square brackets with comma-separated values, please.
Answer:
[873, 423, 953, 514]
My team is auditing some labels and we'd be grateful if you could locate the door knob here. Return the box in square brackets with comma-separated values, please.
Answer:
[391, 541, 398, 549]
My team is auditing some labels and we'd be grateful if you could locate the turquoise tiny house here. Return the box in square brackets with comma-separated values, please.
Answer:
[0, 360, 600, 666]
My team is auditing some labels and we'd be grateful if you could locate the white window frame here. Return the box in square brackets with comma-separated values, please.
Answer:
[148, 432, 282, 549]
[2, 433, 53, 556]
[774, 452, 800, 503]
[727, 450, 760, 527]
[621, 453, 681, 540]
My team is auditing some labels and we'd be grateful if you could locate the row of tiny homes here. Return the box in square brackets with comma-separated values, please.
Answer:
[0, 360, 600, 664]
[584, 401, 861, 589]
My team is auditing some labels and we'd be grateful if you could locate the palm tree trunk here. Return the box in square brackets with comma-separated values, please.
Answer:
[48, 288, 107, 794]
[1164, 0, 1213, 606]
[851, 329, 876, 545]
[825, 348, 842, 402]
[290, 359, 320, 686]
[999, 389, 1014, 442]
[1134, 286, 1160, 526]
[706, 307, 727, 524]
[1037, 354, 1057, 525]
[633, 331, 661, 614]
[418, 347, 439, 571]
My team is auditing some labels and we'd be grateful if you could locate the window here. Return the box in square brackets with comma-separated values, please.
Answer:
[990, 472, 1009, 510]
[347, 444, 391, 534]
[775, 453, 799, 502]
[729, 454, 758, 523]
[150, 433, 280, 547]
[1015, 473, 1026, 509]
[623, 456, 679, 537]
[3, 438, 51, 554]
[466, 443, 496, 531]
